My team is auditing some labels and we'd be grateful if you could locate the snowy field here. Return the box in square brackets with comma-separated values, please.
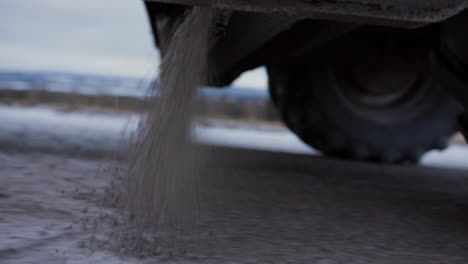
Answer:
[0, 105, 466, 169]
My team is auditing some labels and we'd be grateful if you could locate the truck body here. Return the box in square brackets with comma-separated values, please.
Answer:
[143, 0, 468, 163]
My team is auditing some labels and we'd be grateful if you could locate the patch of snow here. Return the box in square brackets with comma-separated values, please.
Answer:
[421, 145, 468, 170]
[0, 105, 138, 153]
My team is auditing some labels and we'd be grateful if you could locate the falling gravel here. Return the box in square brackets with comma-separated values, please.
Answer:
[116, 7, 221, 253]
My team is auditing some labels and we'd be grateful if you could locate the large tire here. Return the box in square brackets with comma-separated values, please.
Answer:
[267, 62, 462, 163]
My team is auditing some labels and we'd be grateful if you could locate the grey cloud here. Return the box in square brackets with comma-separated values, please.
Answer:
[0, 0, 266, 88]
[0, 0, 158, 77]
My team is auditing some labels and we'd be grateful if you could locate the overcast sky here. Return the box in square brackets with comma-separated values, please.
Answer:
[0, 0, 266, 89]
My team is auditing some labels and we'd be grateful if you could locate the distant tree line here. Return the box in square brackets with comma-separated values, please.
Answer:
[0, 83, 281, 123]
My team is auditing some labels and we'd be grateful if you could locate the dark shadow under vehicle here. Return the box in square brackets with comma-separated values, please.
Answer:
[143, 0, 468, 163]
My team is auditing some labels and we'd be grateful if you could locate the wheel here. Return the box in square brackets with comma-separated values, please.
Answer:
[267, 57, 461, 163]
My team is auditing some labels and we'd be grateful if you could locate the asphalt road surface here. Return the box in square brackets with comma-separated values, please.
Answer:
[1, 108, 468, 263]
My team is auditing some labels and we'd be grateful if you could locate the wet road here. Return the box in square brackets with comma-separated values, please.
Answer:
[1, 143, 468, 263]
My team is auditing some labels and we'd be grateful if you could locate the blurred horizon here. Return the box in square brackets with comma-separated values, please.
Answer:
[0, 0, 267, 90]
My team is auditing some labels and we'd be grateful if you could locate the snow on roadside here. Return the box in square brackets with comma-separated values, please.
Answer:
[0, 104, 466, 170]
[0, 104, 306, 155]
[0, 105, 138, 155]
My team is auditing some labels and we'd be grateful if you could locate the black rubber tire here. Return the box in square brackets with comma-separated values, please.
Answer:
[267, 63, 461, 163]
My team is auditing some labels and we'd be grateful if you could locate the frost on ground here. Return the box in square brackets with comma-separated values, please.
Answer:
[0, 153, 119, 263]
